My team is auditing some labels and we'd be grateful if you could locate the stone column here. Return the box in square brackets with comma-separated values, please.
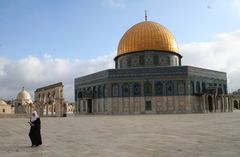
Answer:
[238, 100, 240, 110]
[229, 97, 232, 112]
[46, 104, 48, 116]
[51, 103, 54, 116]
[202, 95, 205, 113]
[76, 99, 79, 113]
[214, 95, 216, 112]
[221, 96, 224, 112]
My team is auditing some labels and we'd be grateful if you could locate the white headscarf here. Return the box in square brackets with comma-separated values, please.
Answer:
[31, 111, 39, 122]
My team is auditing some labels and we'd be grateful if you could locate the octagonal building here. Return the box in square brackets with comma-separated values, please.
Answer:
[74, 19, 233, 114]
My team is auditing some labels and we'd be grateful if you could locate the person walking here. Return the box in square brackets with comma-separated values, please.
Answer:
[28, 111, 42, 147]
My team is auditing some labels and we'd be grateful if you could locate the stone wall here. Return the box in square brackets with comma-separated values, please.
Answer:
[75, 95, 232, 115]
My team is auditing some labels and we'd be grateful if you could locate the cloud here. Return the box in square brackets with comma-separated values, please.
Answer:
[1, 30, 240, 102]
[232, 0, 240, 17]
[102, 0, 124, 8]
[180, 30, 240, 92]
[0, 53, 115, 102]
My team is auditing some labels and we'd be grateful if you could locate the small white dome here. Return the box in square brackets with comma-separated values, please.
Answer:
[0, 99, 8, 106]
[16, 87, 32, 104]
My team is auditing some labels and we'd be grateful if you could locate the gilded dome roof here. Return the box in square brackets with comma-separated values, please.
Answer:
[17, 88, 32, 103]
[117, 21, 179, 57]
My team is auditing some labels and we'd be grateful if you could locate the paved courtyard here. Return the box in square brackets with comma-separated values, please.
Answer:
[0, 111, 240, 157]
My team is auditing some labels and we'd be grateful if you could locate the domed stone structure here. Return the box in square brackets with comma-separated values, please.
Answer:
[0, 99, 12, 114]
[17, 88, 32, 105]
[0, 99, 8, 106]
[74, 18, 233, 115]
[115, 21, 181, 68]
[15, 87, 33, 114]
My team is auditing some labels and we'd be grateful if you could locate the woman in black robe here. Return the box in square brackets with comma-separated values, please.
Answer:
[29, 111, 42, 147]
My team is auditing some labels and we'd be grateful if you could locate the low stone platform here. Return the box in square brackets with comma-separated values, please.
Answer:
[0, 111, 240, 157]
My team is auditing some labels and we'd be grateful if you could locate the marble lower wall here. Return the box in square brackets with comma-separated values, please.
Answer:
[76, 95, 233, 115]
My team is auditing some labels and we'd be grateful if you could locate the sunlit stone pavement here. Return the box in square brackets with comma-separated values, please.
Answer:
[1, 111, 240, 157]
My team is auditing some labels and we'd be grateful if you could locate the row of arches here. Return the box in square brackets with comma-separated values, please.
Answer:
[75, 94, 232, 114]
[77, 85, 106, 99]
[190, 81, 227, 95]
[76, 81, 186, 99]
[37, 91, 56, 103]
[206, 95, 232, 112]
[111, 81, 184, 97]
[116, 52, 180, 69]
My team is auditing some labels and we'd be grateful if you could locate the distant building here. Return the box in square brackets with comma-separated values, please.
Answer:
[232, 89, 240, 109]
[34, 82, 66, 117]
[75, 18, 233, 114]
[232, 89, 240, 95]
[15, 87, 34, 114]
[0, 99, 13, 114]
[66, 102, 75, 114]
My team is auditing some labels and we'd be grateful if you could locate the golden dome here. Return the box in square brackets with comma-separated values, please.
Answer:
[117, 21, 179, 57]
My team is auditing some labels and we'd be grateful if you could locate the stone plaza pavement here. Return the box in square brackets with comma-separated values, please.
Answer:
[0, 111, 240, 157]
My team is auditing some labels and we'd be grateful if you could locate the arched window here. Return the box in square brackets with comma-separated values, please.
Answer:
[202, 82, 206, 92]
[52, 91, 56, 98]
[98, 86, 102, 98]
[139, 55, 144, 65]
[3, 109, 5, 113]
[177, 82, 185, 95]
[218, 87, 223, 95]
[155, 82, 163, 96]
[196, 81, 200, 93]
[132, 57, 139, 67]
[145, 55, 153, 65]
[103, 85, 106, 98]
[144, 82, 152, 96]
[122, 83, 130, 97]
[234, 100, 238, 109]
[174, 58, 178, 66]
[120, 60, 123, 68]
[47, 92, 51, 98]
[78, 91, 83, 99]
[153, 55, 159, 65]
[93, 86, 97, 98]
[127, 58, 131, 67]
[47, 92, 51, 103]
[112, 84, 119, 97]
[166, 81, 174, 96]
[133, 82, 141, 96]
[167, 57, 170, 65]
[224, 84, 227, 94]
[190, 81, 195, 95]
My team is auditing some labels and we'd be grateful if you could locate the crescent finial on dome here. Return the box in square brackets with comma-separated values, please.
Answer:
[145, 10, 147, 21]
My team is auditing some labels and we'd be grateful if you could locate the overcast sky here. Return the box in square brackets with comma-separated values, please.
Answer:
[0, 0, 240, 102]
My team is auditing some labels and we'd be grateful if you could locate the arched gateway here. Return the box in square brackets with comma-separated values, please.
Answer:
[208, 96, 213, 112]
[34, 82, 66, 117]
